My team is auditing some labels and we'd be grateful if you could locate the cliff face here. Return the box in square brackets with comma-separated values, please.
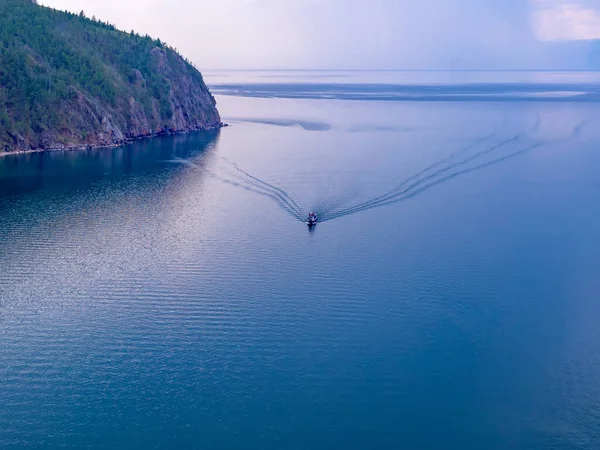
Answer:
[0, 0, 221, 154]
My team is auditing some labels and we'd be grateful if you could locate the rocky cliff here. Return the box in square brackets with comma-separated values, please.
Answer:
[0, 0, 221, 154]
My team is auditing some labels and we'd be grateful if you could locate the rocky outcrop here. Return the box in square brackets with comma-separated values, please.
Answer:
[0, 0, 221, 154]
[3, 52, 221, 153]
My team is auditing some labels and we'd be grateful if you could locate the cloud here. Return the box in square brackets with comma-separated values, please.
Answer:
[534, 0, 600, 40]
[38, 0, 600, 69]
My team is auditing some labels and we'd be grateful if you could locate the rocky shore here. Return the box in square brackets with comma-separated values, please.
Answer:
[0, 2, 222, 155]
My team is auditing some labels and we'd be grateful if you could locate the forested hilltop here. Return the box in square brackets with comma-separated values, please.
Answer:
[0, 0, 221, 153]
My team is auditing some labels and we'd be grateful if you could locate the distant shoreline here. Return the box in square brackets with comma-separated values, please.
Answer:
[0, 124, 226, 158]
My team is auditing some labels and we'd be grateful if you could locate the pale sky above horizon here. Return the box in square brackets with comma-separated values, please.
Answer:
[40, 0, 600, 70]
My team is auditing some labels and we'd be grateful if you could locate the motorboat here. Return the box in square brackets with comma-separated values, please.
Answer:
[307, 212, 318, 227]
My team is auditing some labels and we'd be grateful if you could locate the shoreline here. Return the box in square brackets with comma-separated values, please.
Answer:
[0, 123, 227, 158]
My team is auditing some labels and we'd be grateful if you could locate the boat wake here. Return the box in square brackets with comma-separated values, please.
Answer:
[169, 113, 589, 225]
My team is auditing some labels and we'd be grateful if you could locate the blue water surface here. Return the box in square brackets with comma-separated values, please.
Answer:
[1, 71, 600, 449]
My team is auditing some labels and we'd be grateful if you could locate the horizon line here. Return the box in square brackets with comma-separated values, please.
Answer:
[202, 68, 600, 73]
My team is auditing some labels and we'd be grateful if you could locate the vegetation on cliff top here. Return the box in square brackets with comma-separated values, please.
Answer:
[0, 0, 219, 152]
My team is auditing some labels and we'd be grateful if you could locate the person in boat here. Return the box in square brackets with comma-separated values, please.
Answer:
[308, 212, 318, 223]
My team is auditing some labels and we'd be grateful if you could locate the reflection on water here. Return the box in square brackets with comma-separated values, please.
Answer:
[0, 130, 221, 197]
[210, 82, 599, 102]
[225, 117, 332, 131]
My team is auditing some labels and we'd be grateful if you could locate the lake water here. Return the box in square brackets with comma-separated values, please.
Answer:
[1, 71, 600, 449]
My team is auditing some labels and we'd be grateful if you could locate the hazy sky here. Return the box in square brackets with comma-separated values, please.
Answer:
[40, 0, 600, 70]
